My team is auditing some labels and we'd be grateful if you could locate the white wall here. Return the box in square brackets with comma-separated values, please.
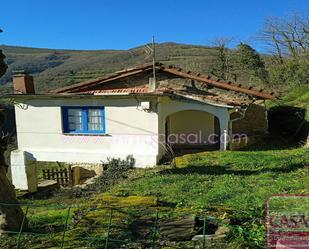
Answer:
[14, 95, 230, 169]
[15, 97, 159, 167]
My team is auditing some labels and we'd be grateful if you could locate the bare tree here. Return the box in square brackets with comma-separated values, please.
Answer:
[260, 13, 309, 63]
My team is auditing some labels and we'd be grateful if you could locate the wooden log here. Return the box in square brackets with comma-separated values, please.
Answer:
[158, 216, 195, 241]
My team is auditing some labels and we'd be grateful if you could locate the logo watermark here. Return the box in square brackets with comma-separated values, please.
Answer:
[265, 194, 309, 249]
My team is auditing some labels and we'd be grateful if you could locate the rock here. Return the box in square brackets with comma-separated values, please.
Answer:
[192, 234, 227, 248]
[159, 216, 195, 241]
[76, 175, 99, 189]
[192, 224, 230, 247]
[35, 180, 60, 197]
[215, 225, 230, 235]
[221, 218, 231, 225]
[38, 180, 59, 191]
[192, 234, 226, 241]
[71, 166, 97, 186]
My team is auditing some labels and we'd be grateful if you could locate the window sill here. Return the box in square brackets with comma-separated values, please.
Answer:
[63, 133, 111, 137]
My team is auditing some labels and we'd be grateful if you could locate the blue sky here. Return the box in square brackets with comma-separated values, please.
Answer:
[1, 0, 308, 50]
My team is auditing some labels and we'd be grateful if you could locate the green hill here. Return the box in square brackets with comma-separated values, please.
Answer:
[0, 42, 269, 93]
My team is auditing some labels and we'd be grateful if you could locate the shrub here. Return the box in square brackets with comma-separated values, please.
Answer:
[56, 155, 135, 198]
[86, 155, 135, 193]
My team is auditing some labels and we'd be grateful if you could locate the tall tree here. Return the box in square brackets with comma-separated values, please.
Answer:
[0, 46, 28, 231]
[235, 43, 269, 83]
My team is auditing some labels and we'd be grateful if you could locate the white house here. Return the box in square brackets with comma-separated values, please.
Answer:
[7, 63, 275, 191]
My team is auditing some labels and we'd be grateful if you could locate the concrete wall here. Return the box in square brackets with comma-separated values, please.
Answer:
[15, 97, 159, 167]
[167, 110, 215, 145]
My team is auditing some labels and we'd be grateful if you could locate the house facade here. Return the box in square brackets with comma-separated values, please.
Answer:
[7, 63, 275, 191]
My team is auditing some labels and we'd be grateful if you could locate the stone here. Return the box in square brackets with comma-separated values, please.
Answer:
[159, 216, 195, 241]
[192, 234, 227, 248]
[215, 225, 230, 235]
[71, 166, 96, 186]
[38, 180, 60, 191]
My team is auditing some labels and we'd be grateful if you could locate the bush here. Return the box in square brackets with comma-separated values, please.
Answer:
[56, 155, 135, 198]
[269, 59, 309, 87]
[86, 155, 135, 193]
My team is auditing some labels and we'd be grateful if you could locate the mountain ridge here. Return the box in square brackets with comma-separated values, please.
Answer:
[0, 42, 267, 93]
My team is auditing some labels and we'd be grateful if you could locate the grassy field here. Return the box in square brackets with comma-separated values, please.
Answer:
[109, 147, 309, 248]
[110, 148, 309, 212]
[1, 146, 308, 248]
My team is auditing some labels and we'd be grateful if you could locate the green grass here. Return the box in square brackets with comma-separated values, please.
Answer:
[1, 147, 308, 248]
[107, 147, 309, 247]
[110, 148, 309, 212]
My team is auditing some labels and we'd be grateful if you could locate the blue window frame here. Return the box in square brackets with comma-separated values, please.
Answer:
[62, 106, 106, 134]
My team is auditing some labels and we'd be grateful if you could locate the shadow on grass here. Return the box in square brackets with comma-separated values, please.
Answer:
[160, 162, 307, 176]
[267, 105, 309, 146]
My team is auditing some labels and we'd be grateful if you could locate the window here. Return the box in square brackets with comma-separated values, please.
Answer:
[62, 107, 105, 134]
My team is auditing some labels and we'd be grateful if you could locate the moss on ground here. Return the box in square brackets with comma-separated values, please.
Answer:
[89, 194, 158, 208]
[1, 147, 308, 248]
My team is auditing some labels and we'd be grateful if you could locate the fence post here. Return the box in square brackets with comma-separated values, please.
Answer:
[16, 205, 29, 249]
[60, 207, 71, 249]
[60, 170, 63, 186]
[104, 208, 113, 249]
[202, 217, 206, 249]
[69, 166, 73, 186]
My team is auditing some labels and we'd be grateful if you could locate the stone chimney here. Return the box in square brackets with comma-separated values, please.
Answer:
[13, 71, 35, 94]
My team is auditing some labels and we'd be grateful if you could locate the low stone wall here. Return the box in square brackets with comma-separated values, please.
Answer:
[231, 104, 268, 136]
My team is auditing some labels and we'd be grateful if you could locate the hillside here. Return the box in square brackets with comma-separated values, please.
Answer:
[0, 43, 268, 93]
[1, 147, 308, 248]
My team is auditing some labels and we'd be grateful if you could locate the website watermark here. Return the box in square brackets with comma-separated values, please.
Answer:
[62, 131, 248, 146]
[265, 194, 309, 249]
